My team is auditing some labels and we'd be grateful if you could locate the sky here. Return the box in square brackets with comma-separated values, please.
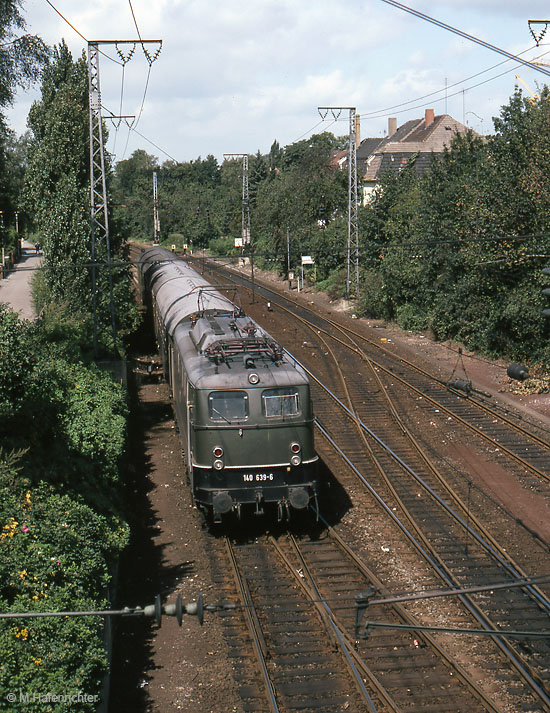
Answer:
[6, 0, 550, 165]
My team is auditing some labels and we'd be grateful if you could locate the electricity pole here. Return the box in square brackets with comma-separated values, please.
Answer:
[223, 154, 250, 249]
[88, 39, 161, 356]
[153, 170, 160, 244]
[224, 153, 254, 301]
[318, 106, 359, 299]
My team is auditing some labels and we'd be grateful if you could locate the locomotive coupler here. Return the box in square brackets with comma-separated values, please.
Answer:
[276, 499, 291, 522]
[254, 490, 264, 516]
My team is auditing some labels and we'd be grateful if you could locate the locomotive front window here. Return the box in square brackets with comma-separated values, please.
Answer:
[262, 388, 300, 417]
[209, 391, 248, 421]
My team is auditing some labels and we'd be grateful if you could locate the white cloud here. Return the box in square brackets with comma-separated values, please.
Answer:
[6, 0, 550, 161]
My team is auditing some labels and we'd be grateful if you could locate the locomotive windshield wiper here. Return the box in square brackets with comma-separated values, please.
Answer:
[211, 407, 233, 425]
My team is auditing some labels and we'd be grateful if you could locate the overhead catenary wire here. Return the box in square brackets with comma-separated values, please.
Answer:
[124, 125, 179, 163]
[43, 0, 123, 65]
[360, 46, 550, 121]
[118, 0, 161, 157]
[127, 0, 153, 129]
[378, 0, 550, 79]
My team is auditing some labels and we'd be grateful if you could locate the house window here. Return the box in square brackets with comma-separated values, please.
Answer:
[208, 391, 248, 421]
[262, 388, 300, 418]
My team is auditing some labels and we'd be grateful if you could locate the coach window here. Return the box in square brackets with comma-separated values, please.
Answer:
[209, 391, 248, 421]
[262, 388, 300, 418]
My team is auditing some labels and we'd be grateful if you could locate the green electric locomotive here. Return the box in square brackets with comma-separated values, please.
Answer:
[140, 246, 319, 522]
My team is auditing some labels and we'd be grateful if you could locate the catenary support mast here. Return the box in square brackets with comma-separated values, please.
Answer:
[318, 107, 359, 299]
[153, 170, 160, 244]
[224, 154, 250, 248]
[87, 39, 161, 354]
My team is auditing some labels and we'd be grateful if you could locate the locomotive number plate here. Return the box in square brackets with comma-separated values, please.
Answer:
[243, 473, 274, 482]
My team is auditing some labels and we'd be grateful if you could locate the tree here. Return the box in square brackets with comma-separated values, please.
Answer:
[0, 1, 49, 112]
[24, 42, 91, 308]
[252, 134, 347, 276]
[0, 2, 48, 240]
[24, 41, 138, 355]
[357, 91, 550, 365]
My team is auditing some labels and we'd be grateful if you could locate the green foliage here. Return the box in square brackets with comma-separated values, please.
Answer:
[315, 267, 348, 300]
[0, 308, 130, 708]
[111, 133, 347, 280]
[358, 91, 550, 366]
[24, 41, 138, 356]
[0, 481, 128, 712]
[0, 3, 49, 110]
[24, 42, 90, 309]
[0, 3, 48, 248]
[0, 304, 32, 420]
[357, 270, 387, 318]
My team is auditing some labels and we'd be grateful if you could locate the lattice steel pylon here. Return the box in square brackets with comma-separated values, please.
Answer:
[223, 153, 250, 248]
[88, 42, 117, 355]
[318, 107, 359, 299]
[348, 109, 359, 297]
[153, 170, 160, 244]
[87, 38, 161, 355]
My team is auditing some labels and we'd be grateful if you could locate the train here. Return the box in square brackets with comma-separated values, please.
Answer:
[139, 246, 319, 522]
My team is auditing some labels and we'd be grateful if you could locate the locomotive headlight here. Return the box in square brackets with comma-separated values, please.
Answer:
[290, 443, 301, 466]
[213, 459, 224, 471]
[213, 446, 224, 458]
[248, 372, 260, 385]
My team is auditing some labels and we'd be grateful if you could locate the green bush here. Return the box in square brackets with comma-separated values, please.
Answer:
[357, 270, 387, 319]
[0, 307, 130, 709]
[315, 267, 348, 300]
[0, 481, 128, 712]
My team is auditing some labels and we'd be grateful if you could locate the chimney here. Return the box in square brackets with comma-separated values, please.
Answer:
[356, 114, 360, 146]
[388, 117, 397, 137]
[425, 108, 434, 127]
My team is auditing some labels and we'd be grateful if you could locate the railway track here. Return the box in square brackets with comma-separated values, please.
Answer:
[195, 256, 550, 711]
[208, 534, 375, 712]
[208, 531, 510, 713]
[199, 255, 550, 481]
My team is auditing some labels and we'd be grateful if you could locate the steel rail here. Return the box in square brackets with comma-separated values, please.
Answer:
[225, 537, 280, 713]
[313, 419, 550, 710]
[298, 520, 506, 713]
[206, 257, 550, 473]
[305, 358, 550, 613]
[202, 257, 550, 613]
[269, 536, 384, 713]
[302, 318, 550, 614]
[196, 257, 550, 706]
[202, 257, 550, 610]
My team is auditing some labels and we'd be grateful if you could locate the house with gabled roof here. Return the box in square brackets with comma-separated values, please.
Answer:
[360, 109, 473, 202]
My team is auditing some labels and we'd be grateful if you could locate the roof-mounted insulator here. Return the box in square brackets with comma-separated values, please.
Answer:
[244, 322, 257, 338]
[203, 338, 283, 364]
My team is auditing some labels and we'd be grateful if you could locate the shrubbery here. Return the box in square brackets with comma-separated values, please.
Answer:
[358, 91, 550, 366]
[0, 306, 129, 711]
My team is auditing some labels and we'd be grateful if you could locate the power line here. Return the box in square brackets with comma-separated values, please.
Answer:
[119, 0, 161, 154]
[359, 45, 548, 121]
[43, 0, 123, 66]
[128, 0, 144, 42]
[127, 125, 179, 162]
[378, 0, 550, 78]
